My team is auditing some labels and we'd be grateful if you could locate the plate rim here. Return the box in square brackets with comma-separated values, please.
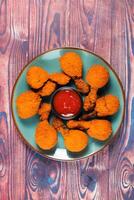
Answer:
[11, 47, 125, 162]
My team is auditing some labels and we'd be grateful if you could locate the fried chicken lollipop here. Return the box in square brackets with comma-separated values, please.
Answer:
[87, 119, 112, 141]
[26, 66, 49, 89]
[35, 120, 57, 150]
[39, 80, 56, 97]
[60, 52, 89, 94]
[84, 65, 109, 111]
[60, 52, 82, 78]
[16, 90, 41, 119]
[81, 94, 120, 120]
[52, 117, 88, 152]
[67, 119, 112, 141]
[38, 103, 51, 120]
[49, 72, 71, 85]
[95, 94, 120, 116]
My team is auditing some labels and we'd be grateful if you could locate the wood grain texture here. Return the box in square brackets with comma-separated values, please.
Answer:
[0, 0, 134, 199]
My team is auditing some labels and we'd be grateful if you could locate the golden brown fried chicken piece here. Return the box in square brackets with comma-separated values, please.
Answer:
[81, 94, 120, 120]
[39, 81, 56, 97]
[52, 117, 88, 152]
[67, 119, 112, 141]
[16, 90, 41, 119]
[95, 94, 120, 116]
[74, 78, 89, 94]
[38, 103, 51, 120]
[87, 119, 112, 141]
[60, 52, 82, 78]
[49, 72, 71, 85]
[26, 66, 49, 89]
[35, 120, 58, 150]
[84, 65, 109, 111]
[67, 120, 91, 130]
[63, 130, 88, 152]
[60, 52, 89, 93]
[86, 65, 109, 89]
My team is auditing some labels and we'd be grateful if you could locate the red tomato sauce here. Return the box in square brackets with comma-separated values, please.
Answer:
[53, 89, 82, 118]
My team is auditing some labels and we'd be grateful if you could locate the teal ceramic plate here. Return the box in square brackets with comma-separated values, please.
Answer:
[11, 47, 125, 161]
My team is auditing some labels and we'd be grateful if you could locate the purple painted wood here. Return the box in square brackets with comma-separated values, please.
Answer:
[0, 0, 134, 199]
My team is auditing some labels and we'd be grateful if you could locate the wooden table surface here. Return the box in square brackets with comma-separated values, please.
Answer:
[0, 0, 134, 199]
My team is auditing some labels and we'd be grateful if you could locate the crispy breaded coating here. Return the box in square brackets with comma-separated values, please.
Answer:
[38, 103, 51, 120]
[49, 72, 71, 85]
[84, 88, 97, 111]
[81, 95, 120, 120]
[84, 65, 109, 111]
[35, 120, 57, 150]
[52, 117, 88, 152]
[95, 94, 120, 116]
[52, 117, 69, 136]
[74, 78, 89, 94]
[60, 52, 82, 78]
[39, 81, 56, 96]
[87, 119, 112, 141]
[52, 117, 65, 131]
[86, 65, 109, 89]
[67, 120, 91, 130]
[16, 90, 41, 119]
[67, 119, 112, 141]
[26, 66, 49, 89]
[64, 130, 88, 152]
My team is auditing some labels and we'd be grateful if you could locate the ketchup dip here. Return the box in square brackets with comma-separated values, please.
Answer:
[51, 87, 82, 120]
